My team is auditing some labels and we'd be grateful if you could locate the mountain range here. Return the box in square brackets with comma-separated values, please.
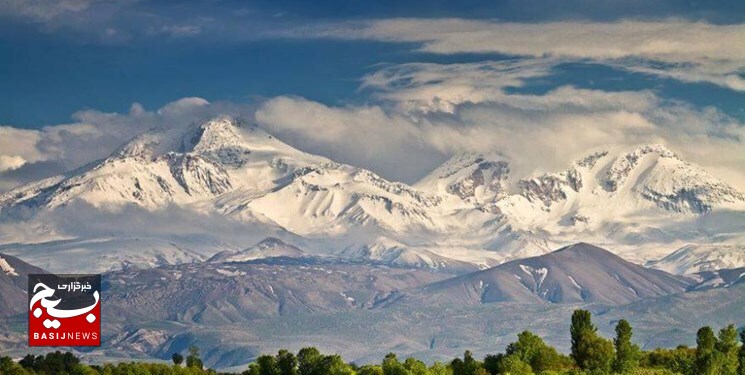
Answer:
[1, 241, 744, 369]
[0, 116, 742, 275]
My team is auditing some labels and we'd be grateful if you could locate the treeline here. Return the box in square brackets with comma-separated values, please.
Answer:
[1, 309, 744, 375]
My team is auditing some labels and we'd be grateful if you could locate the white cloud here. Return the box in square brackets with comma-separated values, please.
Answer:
[255, 62, 745, 189]
[293, 19, 745, 60]
[362, 58, 558, 113]
[362, 59, 658, 113]
[0, 126, 45, 164]
[347, 19, 745, 61]
[255, 96, 443, 183]
[0, 155, 26, 172]
[156, 97, 210, 116]
[285, 18, 745, 91]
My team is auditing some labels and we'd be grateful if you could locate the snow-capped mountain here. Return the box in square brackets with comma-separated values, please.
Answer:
[689, 266, 745, 290]
[414, 152, 510, 207]
[0, 116, 743, 273]
[0, 253, 47, 316]
[388, 243, 691, 306]
[209, 237, 306, 263]
[648, 243, 745, 275]
[339, 238, 481, 274]
[0, 117, 327, 211]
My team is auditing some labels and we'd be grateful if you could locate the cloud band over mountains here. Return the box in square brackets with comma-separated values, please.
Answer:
[1, 61, 744, 192]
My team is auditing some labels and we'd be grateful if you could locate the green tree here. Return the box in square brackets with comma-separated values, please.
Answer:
[404, 358, 430, 375]
[18, 354, 38, 371]
[383, 353, 411, 375]
[186, 344, 204, 369]
[570, 309, 597, 369]
[19, 351, 81, 374]
[504, 330, 566, 372]
[247, 362, 262, 375]
[570, 309, 613, 372]
[0, 356, 28, 375]
[277, 349, 299, 375]
[506, 331, 542, 364]
[429, 362, 453, 375]
[172, 352, 184, 366]
[641, 345, 695, 374]
[322, 354, 355, 375]
[298, 347, 323, 375]
[613, 319, 640, 374]
[359, 365, 385, 375]
[578, 333, 614, 374]
[257, 354, 281, 375]
[70, 363, 99, 375]
[694, 326, 722, 375]
[717, 325, 740, 375]
[497, 355, 532, 375]
[482, 354, 503, 375]
[451, 351, 482, 375]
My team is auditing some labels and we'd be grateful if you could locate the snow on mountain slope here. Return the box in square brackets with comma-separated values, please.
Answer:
[647, 243, 745, 275]
[391, 243, 691, 306]
[0, 236, 233, 273]
[415, 152, 510, 207]
[689, 266, 745, 290]
[244, 165, 444, 235]
[474, 144, 745, 263]
[0, 115, 743, 274]
[497, 145, 744, 226]
[0, 253, 47, 316]
[339, 238, 481, 274]
[0, 117, 466, 271]
[0, 117, 330, 212]
[209, 237, 306, 263]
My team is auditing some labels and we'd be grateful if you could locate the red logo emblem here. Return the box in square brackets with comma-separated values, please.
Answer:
[28, 274, 101, 347]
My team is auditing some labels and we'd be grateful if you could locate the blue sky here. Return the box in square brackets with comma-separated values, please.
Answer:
[1, 0, 745, 190]
[3, 0, 745, 127]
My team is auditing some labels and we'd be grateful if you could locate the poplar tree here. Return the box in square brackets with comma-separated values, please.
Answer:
[716, 325, 739, 375]
[613, 319, 640, 374]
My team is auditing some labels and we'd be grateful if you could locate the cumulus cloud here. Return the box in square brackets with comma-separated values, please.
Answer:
[0, 126, 43, 162]
[0, 156, 26, 173]
[284, 18, 745, 91]
[255, 61, 745, 189]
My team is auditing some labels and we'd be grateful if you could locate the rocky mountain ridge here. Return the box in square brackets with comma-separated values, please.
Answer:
[0, 116, 743, 274]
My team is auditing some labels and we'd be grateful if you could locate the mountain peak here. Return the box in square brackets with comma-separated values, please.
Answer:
[400, 242, 690, 306]
[554, 242, 604, 254]
[604, 143, 679, 191]
[416, 152, 510, 204]
[427, 152, 509, 178]
[0, 253, 48, 316]
[208, 237, 306, 263]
